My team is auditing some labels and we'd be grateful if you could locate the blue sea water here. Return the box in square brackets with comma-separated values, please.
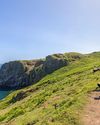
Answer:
[0, 91, 10, 100]
[0, 64, 10, 100]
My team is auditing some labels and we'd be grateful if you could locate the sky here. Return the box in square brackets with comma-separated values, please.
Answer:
[0, 0, 100, 63]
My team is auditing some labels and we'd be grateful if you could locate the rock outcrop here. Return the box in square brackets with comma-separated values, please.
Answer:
[0, 54, 68, 89]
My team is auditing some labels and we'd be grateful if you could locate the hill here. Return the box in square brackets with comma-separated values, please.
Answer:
[0, 52, 100, 125]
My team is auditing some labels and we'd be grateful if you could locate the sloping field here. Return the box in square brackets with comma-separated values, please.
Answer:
[0, 52, 100, 125]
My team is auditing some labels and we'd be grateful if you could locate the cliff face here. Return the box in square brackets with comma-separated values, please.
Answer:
[0, 54, 68, 89]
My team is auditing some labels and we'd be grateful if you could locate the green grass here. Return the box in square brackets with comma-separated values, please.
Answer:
[0, 53, 100, 125]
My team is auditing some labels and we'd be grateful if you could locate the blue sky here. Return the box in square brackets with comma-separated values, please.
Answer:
[0, 0, 100, 63]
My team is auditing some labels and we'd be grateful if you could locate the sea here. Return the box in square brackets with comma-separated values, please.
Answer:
[0, 64, 10, 100]
[0, 91, 10, 100]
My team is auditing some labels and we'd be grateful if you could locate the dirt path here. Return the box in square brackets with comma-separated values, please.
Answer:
[82, 90, 100, 125]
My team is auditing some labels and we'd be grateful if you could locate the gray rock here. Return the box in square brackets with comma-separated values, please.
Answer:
[0, 54, 68, 89]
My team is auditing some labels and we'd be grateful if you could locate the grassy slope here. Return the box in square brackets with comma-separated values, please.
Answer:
[0, 52, 100, 125]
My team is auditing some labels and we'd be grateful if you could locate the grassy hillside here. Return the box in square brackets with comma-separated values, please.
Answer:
[0, 52, 100, 125]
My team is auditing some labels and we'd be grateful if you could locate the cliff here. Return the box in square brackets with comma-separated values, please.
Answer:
[0, 54, 68, 89]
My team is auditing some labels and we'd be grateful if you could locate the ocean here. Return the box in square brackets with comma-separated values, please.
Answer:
[0, 91, 10, 100]
[0, 64, 10, 100]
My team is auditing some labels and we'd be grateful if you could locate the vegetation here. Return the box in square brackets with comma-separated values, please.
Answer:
[0, 52, 100, 125]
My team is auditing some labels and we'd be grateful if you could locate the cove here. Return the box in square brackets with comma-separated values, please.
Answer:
[0, 91, 10, 100]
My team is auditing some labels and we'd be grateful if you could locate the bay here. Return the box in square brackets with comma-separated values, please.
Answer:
[0, 91, 10, 100]
[0, 65, 10, 100]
